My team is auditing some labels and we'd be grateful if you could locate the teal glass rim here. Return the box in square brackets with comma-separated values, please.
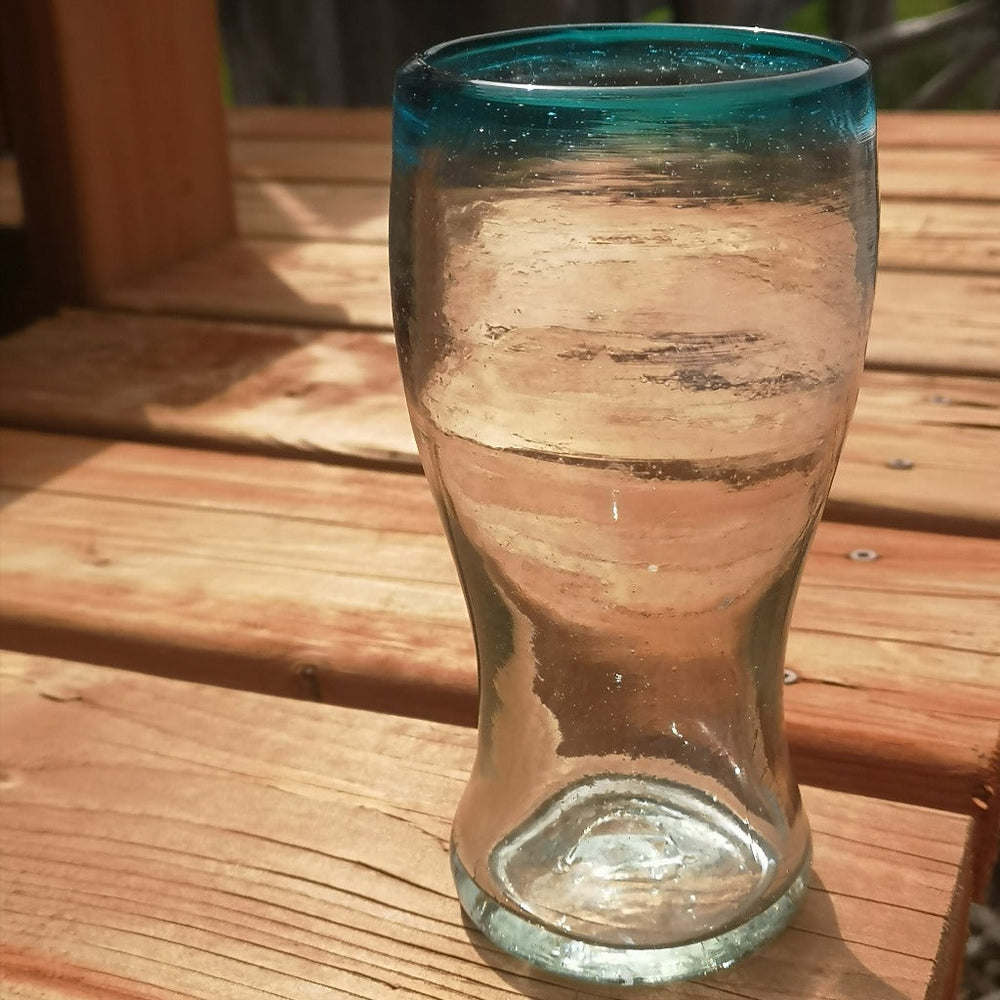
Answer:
[397, 23, 870, 108]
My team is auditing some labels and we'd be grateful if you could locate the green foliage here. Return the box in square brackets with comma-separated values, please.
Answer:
[784, 0, 826, 37]
[784, 1, 995, 109]
[637, 2, 994, 108]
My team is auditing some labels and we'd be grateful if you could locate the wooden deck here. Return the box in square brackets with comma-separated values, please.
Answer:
[1, 108, 998, 999]
[0, 651, 975, 1000]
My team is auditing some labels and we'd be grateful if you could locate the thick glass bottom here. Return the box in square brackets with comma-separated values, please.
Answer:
[452, 775, 809, 985]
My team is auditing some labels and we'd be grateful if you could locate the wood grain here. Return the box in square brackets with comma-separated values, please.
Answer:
[235, 179, 388, 244]
[0, 157, 24, 229]
[875, 111, 1000, 149]
[877, 148, 1000, 202]
[230, 137, 392, 185]
[98, 237, 1000, 378]
[232, 179, 1000, 276]
[0, 652, 975, 999]
[878, 200, 1000, 275]
[0, 428, 470, 717]
[866, 271, 1000, 377]
[1, 429, 996, 892]
[228, 106, 392, 142]
[0, 310, 416, 467]
[2, 312, 995, 534]
[8, 103, 991, 307]
[100, 238, 392, 330]
[226, 107, 1000, 151]
[0, 101, 994, 1000]
[0, 0, 234, 303]
[832, 370, 1000, 537]
[225, 128, 1000, 202]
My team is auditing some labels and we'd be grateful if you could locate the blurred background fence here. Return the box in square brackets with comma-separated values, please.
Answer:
[217, 0, 1000, 109]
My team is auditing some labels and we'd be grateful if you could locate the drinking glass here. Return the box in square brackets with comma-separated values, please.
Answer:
[390, 23, 877, 985]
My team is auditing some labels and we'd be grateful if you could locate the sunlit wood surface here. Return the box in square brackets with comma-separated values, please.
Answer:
[1, 108, 997, 999]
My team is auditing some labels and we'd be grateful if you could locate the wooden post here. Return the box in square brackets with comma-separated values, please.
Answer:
[0, 0, 235, 305]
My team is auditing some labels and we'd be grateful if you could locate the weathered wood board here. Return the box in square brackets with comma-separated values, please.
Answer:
[876, 148, 1000, 202]
[2, 312, 996, 533]
[100, 237, 393, 329]
[832, 369, 1000, 537]
[1, 428, 996, 896]
[226, 125, 1000, 201]
[0, 156, 23, 228]
[0, 0, 235, 302]
[874, 111, 1000, 149]
[228, 105, 392, 142]
[0, 311, 416, 467]
[1, 102, 996, 1000]
[97, 239, 1000, 376]
[230, 136, 392, 184]
[233, 180, 1000, 276]
[0, 652, 975, 999]
[226, 107, 1000, 151]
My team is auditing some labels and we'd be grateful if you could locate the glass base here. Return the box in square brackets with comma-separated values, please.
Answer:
[452, 776, 810, 985]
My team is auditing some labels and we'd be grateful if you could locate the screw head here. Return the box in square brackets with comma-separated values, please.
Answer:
[848, 548, 880, 562]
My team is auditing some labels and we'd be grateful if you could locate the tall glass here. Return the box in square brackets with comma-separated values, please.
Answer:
[390, 24, 877, 985]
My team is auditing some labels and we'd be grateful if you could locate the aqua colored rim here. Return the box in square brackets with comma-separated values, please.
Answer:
[400, 23, 870, 107]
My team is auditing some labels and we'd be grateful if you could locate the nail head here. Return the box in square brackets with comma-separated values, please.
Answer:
[848, 548, 880, 562]
[886, 458, 915, 470]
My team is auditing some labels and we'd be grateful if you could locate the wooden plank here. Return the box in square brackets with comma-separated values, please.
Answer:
[867, 271, 1000, 377]
[877, 148, 1000, 202]
[831, 370, 1000, 537]
[27, 108, 996, 266]
[0, 652, 975, 999]
[0, 0, 234, 304]
[226, 129, 1000, 201]
[233, 179, 1000, 276]
[14, 110, 993, 274]
[2, 311, 995, 535]
[785, 522, 1000, 896]
[231, 136, 392, 184]
[99, 240, 1000, 377]
[18, 167, 994, 283]
[228, 105, 391, 141]
[0, 310, 416, 467]
[100, 237, 393, 330]
[875, 111, 1000, 149]
[879, 199, 1000, 275]
[1, 429, 997, 896]
[235, 178, 388, 243]
[0, 108, 988, 242]
[227, 107, 1000, 152]
[0, 156, 24, 228]
[0, 429, 471, 718]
